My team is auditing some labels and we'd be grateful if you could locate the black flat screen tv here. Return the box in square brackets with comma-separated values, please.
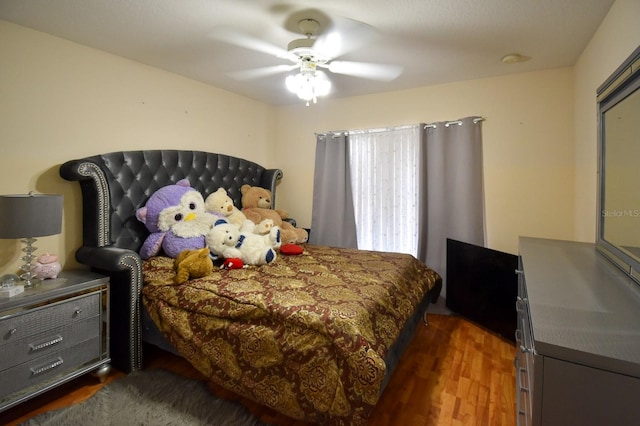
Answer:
[446, 238, 517, 343]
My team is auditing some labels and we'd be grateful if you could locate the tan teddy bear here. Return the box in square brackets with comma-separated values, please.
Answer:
[240, 184, 308, 244]
[173, 248, 213, 284]
[204, 187, 247, 228]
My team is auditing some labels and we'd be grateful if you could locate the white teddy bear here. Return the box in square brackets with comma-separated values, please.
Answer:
[204, 187, 247, 229]
[251, 218, 276, 235]
[206, 219, 282, 265]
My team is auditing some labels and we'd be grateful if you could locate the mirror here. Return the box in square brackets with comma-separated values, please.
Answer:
[597, 45, 640, 282]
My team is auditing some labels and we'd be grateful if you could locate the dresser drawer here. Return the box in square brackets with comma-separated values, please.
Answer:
[0, 316, 100, 371]
[0, 293, 100, 345]
[0, 336, 101, 400]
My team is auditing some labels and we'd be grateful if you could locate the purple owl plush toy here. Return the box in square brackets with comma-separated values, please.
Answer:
[135, 179, 216, 259]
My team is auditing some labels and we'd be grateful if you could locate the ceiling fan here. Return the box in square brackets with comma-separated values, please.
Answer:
[211, 17, 403, 105]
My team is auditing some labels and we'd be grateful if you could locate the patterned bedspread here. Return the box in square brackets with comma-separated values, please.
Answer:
[142, 244, 441, 425]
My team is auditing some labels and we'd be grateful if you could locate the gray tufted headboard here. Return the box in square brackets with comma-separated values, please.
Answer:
[60, 150, 283, 372]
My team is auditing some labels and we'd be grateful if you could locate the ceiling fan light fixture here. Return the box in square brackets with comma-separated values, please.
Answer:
[314, 75, 331, 96]
[285, 71, 331, 105]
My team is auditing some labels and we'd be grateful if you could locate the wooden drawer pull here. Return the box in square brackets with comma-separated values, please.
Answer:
[29, 335, 63, 352]
[30, 357, 64, 376]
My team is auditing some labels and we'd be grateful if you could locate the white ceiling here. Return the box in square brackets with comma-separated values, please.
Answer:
[0, 0, 615, 106]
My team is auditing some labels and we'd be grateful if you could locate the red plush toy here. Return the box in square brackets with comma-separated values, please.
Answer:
[280, 244, 303, 255]
[221, 258, 244, 270]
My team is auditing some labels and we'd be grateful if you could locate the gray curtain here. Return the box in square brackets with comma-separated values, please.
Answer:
[309, 132, 358, 248]
[311, 117, 485, 299]
[417, 116, 485, 297]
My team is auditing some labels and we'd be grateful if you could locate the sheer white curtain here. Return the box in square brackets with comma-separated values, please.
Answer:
[348, 125, 421, 255]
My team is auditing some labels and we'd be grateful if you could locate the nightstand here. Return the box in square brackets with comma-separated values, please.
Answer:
[0, 270, 110, 412]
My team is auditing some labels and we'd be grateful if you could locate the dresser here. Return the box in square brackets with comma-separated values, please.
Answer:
[0, 270, 110, 412]
[515, 237, 640, 426]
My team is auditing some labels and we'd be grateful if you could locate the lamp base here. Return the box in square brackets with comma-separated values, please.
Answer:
[0, 285, 24, 298]
[19, 237, 38, 288]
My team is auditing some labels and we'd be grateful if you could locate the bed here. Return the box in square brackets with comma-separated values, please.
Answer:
[59, 150, 442, 425]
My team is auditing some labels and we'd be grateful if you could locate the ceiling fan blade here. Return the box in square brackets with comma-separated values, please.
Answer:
[313, 17, 378, 59]
[209, 27, 289, 59]
[227, 64, 297, 80]
[328, 61, 403, 81]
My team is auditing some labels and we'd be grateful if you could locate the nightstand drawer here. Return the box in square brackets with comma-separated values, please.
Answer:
[0, 336, 101, 400]
[0, 271, 110, 413]
[0, 316, 100, 371]
[0, 293, 100, 345]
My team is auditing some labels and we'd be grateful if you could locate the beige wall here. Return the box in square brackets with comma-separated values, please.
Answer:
[573, 0, 640, 242]
[275, 68, 576, 255]
[0, 21, 275, 275]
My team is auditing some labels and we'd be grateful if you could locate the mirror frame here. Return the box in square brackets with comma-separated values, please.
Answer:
[596, 44, 640, 282]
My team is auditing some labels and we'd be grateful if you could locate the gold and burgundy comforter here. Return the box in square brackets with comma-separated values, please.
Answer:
[142, 244, 441, 425]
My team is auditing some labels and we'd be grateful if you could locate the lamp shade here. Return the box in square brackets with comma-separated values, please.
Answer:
[0, 194, 63, 239]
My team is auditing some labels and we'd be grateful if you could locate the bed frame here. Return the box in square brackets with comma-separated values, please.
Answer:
[59, 150, 441, 395]
[60, 150, 283, 372]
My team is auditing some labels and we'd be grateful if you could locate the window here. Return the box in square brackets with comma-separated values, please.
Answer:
[348, 125, 421, 255]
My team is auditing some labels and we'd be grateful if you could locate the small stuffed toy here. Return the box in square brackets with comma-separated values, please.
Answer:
[221, 258, 244, 270]
[206, 219, 281, 265]
[173, 248, 213, 284]
[240, 184, 309, 244]
[280, 243, 304, 256]
[136, 179, 215, 259]
[31, 253, 62, 279]
[204, 187, 248, 229]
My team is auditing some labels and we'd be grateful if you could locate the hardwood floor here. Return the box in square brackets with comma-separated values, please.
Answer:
[1, 314, 516, 426]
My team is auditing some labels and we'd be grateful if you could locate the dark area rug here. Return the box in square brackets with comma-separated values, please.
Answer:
[20, 369, 268, 426]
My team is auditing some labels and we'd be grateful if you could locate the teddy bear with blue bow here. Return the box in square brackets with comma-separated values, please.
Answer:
[207, 218, 281, 265]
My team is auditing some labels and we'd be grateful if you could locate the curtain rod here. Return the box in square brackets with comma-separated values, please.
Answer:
[348, 124, 419, 135]
[317, 117, 485, 136]
[316, 124, 417, 137]
[424, 117, 485, 129]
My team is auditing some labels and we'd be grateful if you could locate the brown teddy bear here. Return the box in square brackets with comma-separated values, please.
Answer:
[173, 248, 213, 284]
[240, 184, 308, 244]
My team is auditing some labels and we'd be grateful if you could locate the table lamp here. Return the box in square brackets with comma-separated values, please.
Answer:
[0, 193, 63, 291]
